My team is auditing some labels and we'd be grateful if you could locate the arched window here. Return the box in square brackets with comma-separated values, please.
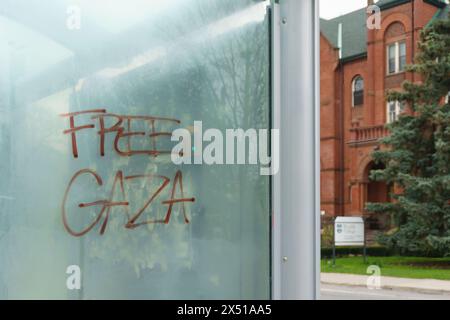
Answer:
[352, 76, 364, 107]
[385, 22, 407, 75]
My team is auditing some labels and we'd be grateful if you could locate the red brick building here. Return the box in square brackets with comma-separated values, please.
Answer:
[320, 0, 449, 222]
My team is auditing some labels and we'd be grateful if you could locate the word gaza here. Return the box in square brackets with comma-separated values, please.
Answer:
[62, 169, 195, 237]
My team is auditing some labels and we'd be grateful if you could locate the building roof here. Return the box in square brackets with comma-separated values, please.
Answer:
[376, 0, 411, 10]
[436, 4, 450, 19]
[320, 8, 367, 61]
[376, 0, 448, 11]
[320, 0, 449, 62]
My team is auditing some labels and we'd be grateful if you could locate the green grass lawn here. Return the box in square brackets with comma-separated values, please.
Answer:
[321, 256, 450, 281]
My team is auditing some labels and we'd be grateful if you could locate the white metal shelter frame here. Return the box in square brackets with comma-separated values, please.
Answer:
[271, 0, 320, 300]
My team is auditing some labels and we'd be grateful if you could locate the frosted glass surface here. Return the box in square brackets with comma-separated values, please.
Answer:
[0, 0, 270, 299]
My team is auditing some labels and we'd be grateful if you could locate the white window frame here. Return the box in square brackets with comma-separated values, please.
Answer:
[387, 41, 406, 75]
[386, 101, 404, 123]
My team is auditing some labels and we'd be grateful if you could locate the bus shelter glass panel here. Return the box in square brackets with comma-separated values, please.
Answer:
[0, 0, 271, 299]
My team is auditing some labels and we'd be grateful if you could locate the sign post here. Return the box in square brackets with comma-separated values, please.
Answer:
[333, 217, 366, 266]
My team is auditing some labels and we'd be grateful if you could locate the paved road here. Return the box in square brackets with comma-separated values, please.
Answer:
[321, 284, 450, 300]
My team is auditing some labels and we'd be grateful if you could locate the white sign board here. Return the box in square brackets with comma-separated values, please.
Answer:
[334, 217, 365, 247]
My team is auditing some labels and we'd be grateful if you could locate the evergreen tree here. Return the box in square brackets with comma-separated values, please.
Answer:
[367, 14, 450, 256]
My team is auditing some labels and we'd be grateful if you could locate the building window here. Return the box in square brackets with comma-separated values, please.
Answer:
[352, 76, 364, 107]
[388, 45, 396, 74]
[399, 42, 406, 71]
[387, 41, 406, 74]
[387, 101, 404, 123]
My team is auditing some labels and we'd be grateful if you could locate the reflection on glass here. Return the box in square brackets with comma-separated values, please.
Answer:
[0, 0, 270, 299]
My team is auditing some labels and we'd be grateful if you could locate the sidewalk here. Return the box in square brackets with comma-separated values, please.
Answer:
[321, 273, 450, 295]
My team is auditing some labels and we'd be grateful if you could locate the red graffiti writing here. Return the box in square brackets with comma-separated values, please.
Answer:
[62, 169, 195, 237]
[60, 109, 195, 237]
[60, 109, 181, 158]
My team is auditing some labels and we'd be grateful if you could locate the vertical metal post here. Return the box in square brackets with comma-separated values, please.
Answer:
[363, 244, 367, 264]
[271, 0, 282, 300]
[271, 0, 320, 300]
[332, 218, 336, 267]
[363, 218, 367, 264]
[332, 245, 336, 267]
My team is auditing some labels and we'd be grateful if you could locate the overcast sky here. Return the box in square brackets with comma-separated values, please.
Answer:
[320, 0, 380, 19]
